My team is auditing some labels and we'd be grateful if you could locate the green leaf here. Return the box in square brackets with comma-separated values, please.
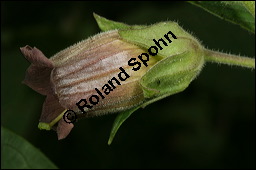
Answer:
[1, 127, 58, 169]
[189, 1, 255, 33]
[241, 1, 255, 17]
[108, 106, 140, 145]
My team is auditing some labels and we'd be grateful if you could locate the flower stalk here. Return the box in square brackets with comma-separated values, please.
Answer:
[204, 49, 255, 69]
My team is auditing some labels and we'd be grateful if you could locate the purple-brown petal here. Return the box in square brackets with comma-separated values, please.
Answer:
[20, 45, 54, 68]
[21, 45, 68, 134]
[40, 94, 65, 123]
[56, 118, 74, 140]
[21, 45, 54, 95]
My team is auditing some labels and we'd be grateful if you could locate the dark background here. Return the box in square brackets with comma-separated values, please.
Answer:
[1, 1, 255, 169]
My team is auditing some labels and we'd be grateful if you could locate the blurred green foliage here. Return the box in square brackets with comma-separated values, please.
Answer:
[189, 1, 255, 33]
[1, 1, 255, 168]
[1, 127, 57, 169]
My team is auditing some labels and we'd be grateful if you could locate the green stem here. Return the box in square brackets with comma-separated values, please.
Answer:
[204, 49, 255, 69]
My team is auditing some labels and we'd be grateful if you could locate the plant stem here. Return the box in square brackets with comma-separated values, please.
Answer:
[204, 49, 255, 69]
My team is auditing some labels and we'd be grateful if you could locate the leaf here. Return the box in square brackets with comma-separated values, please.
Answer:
[108, 106, 140, 145]
[1, 127, 58, 169]
[241, 1, 255, 17]
[189, 1, 255, 33]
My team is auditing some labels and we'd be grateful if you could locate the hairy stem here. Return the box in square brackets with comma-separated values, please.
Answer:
[204, 49, 255, 69]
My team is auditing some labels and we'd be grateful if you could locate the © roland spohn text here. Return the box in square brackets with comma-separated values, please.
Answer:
[63, 31, 177, 123]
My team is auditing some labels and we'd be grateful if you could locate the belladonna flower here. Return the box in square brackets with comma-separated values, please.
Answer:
[21, 14, 207, 141]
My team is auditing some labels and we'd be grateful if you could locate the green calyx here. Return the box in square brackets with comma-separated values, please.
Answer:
[93, 13, 254, 145]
